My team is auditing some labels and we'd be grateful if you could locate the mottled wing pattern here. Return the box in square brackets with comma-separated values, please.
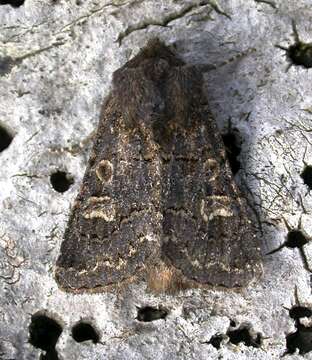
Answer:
[55, 40, 262, 291]
[55, 92, 162, 290]
[156, 66, 261, 287]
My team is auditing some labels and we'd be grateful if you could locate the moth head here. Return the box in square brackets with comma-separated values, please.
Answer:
[113, 66, 167, 129]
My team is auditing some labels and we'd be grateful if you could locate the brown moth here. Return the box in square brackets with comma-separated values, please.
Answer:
[55, 39, 262, 292]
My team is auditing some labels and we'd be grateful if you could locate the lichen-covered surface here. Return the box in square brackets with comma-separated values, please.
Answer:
[1, 0, 312, 359]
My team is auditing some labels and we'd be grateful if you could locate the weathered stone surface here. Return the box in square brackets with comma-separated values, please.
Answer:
[1, 0, 312, 359]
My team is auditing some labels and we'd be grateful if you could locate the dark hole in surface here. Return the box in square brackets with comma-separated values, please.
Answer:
[72, 322, 99, 344]
[289, 306, 312, 320]
[40, 350, 59, 360]
[0, 56, 17, 76]
[227, 326, 262, 348]
[301, 166, 312, 190]
[285, 230, 308, 249]
[0, 0, 25, 7]
[221, 132, 241, 175]
[0, 125, 13, 152]
[230, 320, 236, 327]
[137, 306, 168, 322]
[208, 334, 224, 349]
[50, 171, 73, 193]
[286, 325, 312, 355]
[29, 314, 62, 359]
[287, 43, 312, 69]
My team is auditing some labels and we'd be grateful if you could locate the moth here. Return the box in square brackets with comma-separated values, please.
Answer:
[55, 39, 262, 292]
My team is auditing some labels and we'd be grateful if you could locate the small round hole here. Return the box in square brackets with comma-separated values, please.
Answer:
[286, 325, 312, 354]
[39, 350, 59, 360]
[289, 306, 312, 319]
[227, 325, 262, 348]
[136, 306, 168, 322]
[0, 56, 16, 76]
[230, 320, 236, 327]
[50, 171, 74, 193]
[0, 125, 13, 152]
[288, 43, 312, 69]
[72, 322, 99, 344]
[221, 131, 241, 175]
[301, 166, 312, 190]
[29, 314, 62, 352]
[208, 334, 225, 349]
[285, 230, 308, 249]
[0, 0, 25, 7]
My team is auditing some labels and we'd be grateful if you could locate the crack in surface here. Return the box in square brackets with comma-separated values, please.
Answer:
[0, 40, 65, 76]
[1, 21, 48, 45]
[55, 0, 138, 35]
[116, 1, 218, 45]
[254, 0, 276, 8]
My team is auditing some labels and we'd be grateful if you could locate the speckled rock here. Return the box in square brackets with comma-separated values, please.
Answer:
[1, 0, 312, 359]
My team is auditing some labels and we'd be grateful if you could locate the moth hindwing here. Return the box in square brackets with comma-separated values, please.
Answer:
[55, 39, 262, 292]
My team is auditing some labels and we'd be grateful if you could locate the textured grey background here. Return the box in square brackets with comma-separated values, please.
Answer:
[1, 0, 312, 359]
